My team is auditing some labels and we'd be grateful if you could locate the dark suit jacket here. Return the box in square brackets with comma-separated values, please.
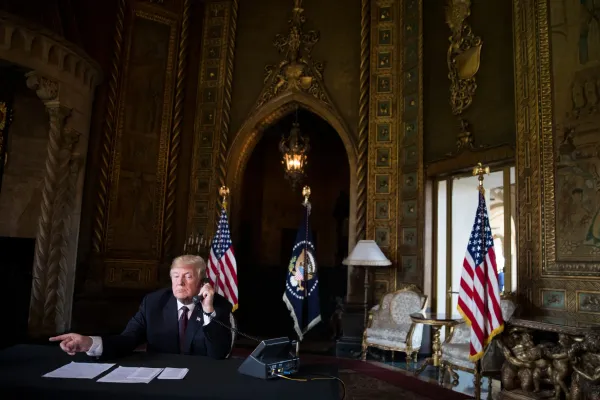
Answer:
[99, 288, 232, 360]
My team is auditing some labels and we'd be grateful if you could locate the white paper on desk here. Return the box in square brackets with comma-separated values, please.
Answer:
[97, 366, 163, 383]
[157, 367, 188, 380]
[43, 361, 115, 379]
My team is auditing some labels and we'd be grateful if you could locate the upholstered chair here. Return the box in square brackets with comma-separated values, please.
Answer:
[362, 285, 428, 366]
[440, 297, 518, 388]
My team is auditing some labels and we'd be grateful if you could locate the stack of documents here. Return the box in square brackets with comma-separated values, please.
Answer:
[97, 367, 164, 383]
[157, 368, 189, 379]
[43, 363, 189, 383]
[43, 362, 115, 379]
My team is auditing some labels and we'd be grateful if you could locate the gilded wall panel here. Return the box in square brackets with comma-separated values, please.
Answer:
[101, 5, 178, 288]
[367, 0, 423, 296]
[515, 0, 600, 319]
[186, 0, 237, 239]
[368, 0, 399, 292]
[397, 0, 423, 288]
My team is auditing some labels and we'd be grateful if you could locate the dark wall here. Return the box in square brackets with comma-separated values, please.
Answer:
[423, 0, 515, 163]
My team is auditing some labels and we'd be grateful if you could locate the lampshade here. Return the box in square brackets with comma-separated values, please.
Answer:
[342, 240, 391, 267]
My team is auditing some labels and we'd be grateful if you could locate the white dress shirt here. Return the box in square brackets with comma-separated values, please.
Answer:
[86, 300, 215, 357]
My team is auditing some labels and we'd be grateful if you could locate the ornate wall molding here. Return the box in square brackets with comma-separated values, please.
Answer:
[0, 12, 101, 96]
[28, 96, 72, 335]
[91, 0, 126, 256]
[356, 0, 370, 244]
[398, 0, 424, 289]
[103, 7, 179, 288]
[48, 129, 80, 333]
[187, 0, 238, 241]
[513, 0, 600, 320]
[367, 0, 400, 292]
[365, 0, 423, 299]
[163, 0, 191, 259]
[216, 0, 238, 194]
[445, 0, 482, 150]
[88, 3, 179, 290]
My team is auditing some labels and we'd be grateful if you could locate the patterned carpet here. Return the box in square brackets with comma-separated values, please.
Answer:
[231, 347, 470, 400]
[339, 368, 433, 400]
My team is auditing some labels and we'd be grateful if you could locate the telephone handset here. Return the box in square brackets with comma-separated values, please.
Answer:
[192, 277, 260, 343]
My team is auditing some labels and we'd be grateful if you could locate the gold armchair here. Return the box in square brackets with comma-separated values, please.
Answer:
[362, 285, 428, 365]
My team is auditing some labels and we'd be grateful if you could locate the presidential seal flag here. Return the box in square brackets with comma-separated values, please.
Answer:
[283, 195, 321, 341]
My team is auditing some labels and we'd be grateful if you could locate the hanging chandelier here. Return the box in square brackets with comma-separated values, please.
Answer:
[279, 110, 310, 190]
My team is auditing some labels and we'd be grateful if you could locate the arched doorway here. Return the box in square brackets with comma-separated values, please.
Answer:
[235, 108, 350, 339]
[226, 92, 357, 342]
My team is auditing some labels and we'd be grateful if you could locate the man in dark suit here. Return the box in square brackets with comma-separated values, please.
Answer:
[50, 255, 232, 359]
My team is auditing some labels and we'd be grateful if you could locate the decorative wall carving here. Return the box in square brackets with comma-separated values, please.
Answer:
[255, 1, 326, 109]
[356, 0, 370, 244]
[46, 128, 79, 332]
[187, 0, 238, 241]
[445, 0, 482, 150]
[514, 0, 600, 320]
[398, 0, 423, 288]
[28, 97, 71, 335]
[0, 13, 100, 94]
[91, 0, 126, 257]
[163, 0, 191, 259]
[367, 0, 399, 294]
[366, 0, 423, 293]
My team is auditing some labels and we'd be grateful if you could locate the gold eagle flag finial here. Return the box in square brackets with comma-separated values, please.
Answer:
[219, 186, 230, 209]
[472, 162, 489, 194]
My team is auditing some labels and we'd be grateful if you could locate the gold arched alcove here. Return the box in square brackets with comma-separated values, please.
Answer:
[226, 90, 358, 252]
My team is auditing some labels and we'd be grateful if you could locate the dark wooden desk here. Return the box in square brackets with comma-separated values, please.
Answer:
[0, 344, 340, 400]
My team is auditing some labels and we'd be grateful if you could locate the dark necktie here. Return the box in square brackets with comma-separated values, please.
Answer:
[179, 306, 189, 354]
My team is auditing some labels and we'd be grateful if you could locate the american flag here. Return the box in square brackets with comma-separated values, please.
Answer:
[208, 207, 238, 311]
[457, 190, 504, 361]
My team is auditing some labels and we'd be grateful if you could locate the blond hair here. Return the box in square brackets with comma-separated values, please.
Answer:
[170, 254, 207, 279]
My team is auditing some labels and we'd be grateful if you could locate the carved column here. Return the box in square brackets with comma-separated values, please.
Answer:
[50, 130, 80, 333]
[26, 73, 73, 336]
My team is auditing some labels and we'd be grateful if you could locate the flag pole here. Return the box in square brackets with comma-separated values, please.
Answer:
[300, 185, 311, 354]
[472, 162, 489, 400]
[301, 186, 311, 300]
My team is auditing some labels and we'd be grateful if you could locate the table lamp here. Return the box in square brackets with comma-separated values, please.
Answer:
[343, 240, 392, 330]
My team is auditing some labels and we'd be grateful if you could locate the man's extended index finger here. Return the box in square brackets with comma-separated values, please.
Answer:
[49, 334, 70, 341]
